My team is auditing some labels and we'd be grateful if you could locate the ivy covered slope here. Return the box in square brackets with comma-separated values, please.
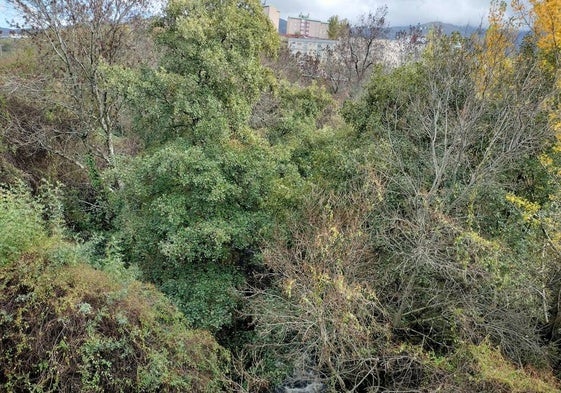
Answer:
[0, 185, 228, 392]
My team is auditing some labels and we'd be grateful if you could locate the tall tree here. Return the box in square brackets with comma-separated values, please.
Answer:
[6, 0, 150, 170]
[114, 0, 281, 330]
[322, 7, 388, 96]
[327, 15, 345, 39]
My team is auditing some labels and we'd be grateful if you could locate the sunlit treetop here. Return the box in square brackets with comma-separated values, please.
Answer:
[513, 0, 561, 67]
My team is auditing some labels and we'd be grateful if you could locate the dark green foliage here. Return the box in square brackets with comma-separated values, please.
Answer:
[111, 0, 286, 333]
[114, 0, 283, 268]
[160, 263, 243, 331]
[116, 138, 275, 267]
[115, 137, 277, 330]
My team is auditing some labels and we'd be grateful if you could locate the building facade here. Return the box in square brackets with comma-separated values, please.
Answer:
[263, 5, 280, 32]
[286, 16, 328, 39]
[287, 37, 337, 60]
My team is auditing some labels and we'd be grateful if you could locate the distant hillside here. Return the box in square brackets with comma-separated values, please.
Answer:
[387, 21, 531, 48]
[0, 27, 22, 37]
[387, 21, 483, 39]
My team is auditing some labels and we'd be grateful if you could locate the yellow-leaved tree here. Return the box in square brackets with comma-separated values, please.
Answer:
[475, 0, 519, 98]
[507, 0, 561, 340]
[513, 0, 561, 130]
[529, 0, 561, 67]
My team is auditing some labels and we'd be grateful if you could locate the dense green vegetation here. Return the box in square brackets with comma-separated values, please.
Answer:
[0, 186, 227, 392]
[2, 0, 561, 391]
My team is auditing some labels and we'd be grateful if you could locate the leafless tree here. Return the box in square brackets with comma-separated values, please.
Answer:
[363, 32, 555, 364]
[322, 7, 388, 97]
[5, 0, 151, 172]
[247, 186, 429, 392]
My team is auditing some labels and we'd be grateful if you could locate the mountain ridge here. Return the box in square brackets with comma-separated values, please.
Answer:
[385, 21, 483, 39]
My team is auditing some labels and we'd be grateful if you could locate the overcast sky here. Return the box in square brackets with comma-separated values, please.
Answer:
[267, 0, 515, 27]
[1, 0, 524, 28]
[0, 1, 17, 26]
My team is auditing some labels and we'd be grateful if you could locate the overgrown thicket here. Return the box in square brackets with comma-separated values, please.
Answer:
[0, 186, 228, 392]
[3, 0, 561, 392]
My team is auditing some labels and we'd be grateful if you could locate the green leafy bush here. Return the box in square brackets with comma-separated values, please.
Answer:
[116, 139, 275, 267]
[0, 183, 46, 264]
[160, 263, 243, 331]
[114, 138, 277, 331]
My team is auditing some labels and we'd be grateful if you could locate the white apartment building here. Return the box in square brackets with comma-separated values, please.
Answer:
[286, 16, 328, 39]
[287, 37, 337, 60]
